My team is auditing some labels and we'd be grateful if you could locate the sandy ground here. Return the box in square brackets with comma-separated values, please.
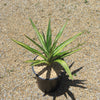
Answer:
[0, 0, 100, 100]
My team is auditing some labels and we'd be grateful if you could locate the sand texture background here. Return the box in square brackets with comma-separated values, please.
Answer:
[0, 0, 100, 100]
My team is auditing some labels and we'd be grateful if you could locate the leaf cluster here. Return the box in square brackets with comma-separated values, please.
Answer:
[12, 18, 85, 80]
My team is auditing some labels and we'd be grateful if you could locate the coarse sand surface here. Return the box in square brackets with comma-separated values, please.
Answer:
[0, 0, 100, 100]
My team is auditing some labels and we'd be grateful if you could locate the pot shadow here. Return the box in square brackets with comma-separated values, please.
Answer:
[43, 63, 87, 100]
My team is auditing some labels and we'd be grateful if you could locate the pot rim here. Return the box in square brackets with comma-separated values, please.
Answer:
[32, 55, 59, 80]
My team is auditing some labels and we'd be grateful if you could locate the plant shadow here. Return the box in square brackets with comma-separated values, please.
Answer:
[35, 62, 64, 79]
[33, 55, 65, 79]
[43, 62, 87, 100]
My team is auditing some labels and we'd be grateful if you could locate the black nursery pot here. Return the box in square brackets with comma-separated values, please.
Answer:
[32, 56, 61, 93]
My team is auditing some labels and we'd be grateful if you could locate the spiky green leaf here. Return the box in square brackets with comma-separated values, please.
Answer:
[30, 60, 48, 66]
[57, 48, 82, 59]
[42, 32, 46, 45]
[53, 32, 84, 56]
[12, 39, 47, 60]
[54, 41, 85, 58]
[46, 19, 52, 51]
[54, 59, 73, 80]
[29, 18, 47, 52]
[52, 20, 68, 51]
[24, 35, 43, 50]
[24, 34, 48, 55]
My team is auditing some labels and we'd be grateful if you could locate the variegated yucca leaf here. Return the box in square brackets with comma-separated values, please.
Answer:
[11, 39, 47, 60]
[54, 59, 73, 80]
[51, 20, 68, 52]
[25, 60, 48, 66]
[53, 32, 84, 56]
[46, 19, 52, 52]
[56, 48, 82, 59]
[29, 18, 47, 53]
[24, 34, 48, 55]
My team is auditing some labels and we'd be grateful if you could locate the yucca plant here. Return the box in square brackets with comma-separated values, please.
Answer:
[12, 18, 84, 80]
